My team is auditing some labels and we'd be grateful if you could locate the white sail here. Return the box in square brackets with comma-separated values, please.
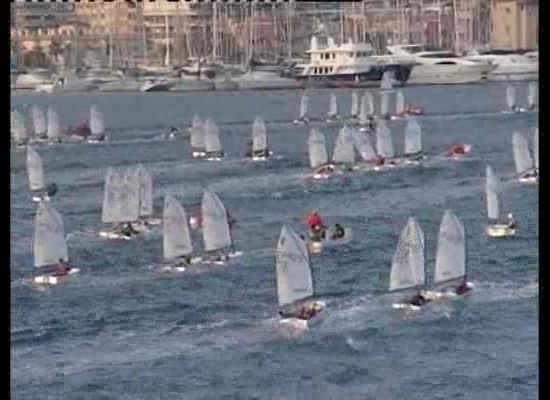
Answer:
[102, 168, 139, 224]
[328, 92, 338, 118]
[389, 217, 425, 292]
[190, 117, 205, 149]
[376, 120, 394, 158]
[204, 119, 222, 153]
[252, 116, 268, 152]
[12, 111, 28, 142]
[276, 225, 313, 307]
[299, 93, 309, 119]
[90, 105, 105, 135]
[26, 146, 45, 191]
[512, 131, 534, 174]
[34, 202, 69, 267]
[533, 128, 539, 170]
[163, 194, 193, 260]
[46, 107, 61, 140]
[201, 190, 232, 252]
[332, 125, 355, 164]
[137, 165, 153, 218]
[366, 91, 375, 115]
[350, 91, 359, 117]
[308, 128, 329, 168]
[352, 128, 377, 161]
[404, 118, 422, 155]
[506, 84, 516, 109]
[527, 82, 537, 108]
[395, 90, 405, 115]
[359, 93, 368, 125]
[380, 92, 389, 116]
[434, 210, 466, 285]
[31, 106, 46, 136]
[380, 71, 394, 90]
[485, 165, 500, 220]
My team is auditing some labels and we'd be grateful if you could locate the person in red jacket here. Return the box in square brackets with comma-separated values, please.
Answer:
[306, 210, 326, 241]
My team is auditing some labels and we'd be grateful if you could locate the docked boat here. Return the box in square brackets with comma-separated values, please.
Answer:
[36, 71, 97, 93]
[295, 36, 413, 87]
[14, 69, 53, 90]
[385, 44, 495, 85]
[465, 49, 538, 81]
[234, 70, 303, 91]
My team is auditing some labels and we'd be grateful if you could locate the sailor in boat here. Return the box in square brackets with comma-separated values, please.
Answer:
[331, 224, 345, 240]
[313, 163, 336, 177]
[279, 302, 323, 321]
[447, 144, 471, 157]
[404, 104, 424, 116]
[408, 290, 431, 307]
[506, 213, 517, 230]
[165, 126, 179, 140]
[404, 150, 424, 162]
[306, 210, 327, 242]
[519, 167, 538, 181]
[112, 222, 140, 239]
[367, 116, 377, 132]
[245, 139, 271, 159]
[67, 120, 91, 139]
[453, 277, 473, 296]
[38, 258, 76, 279]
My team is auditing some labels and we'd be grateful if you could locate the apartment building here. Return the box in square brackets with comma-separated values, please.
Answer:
[491, 0, 538, 49]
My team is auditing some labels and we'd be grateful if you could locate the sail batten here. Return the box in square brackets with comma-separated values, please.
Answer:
[276, 225, 313, 307]
[163, 194, 193, 260]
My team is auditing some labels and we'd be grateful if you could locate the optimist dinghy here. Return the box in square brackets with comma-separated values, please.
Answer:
[136, 164, 161, 230]
[99, 167, 142, 240]
[293, 92, 310, 125]
[88, 105, 107, 143]
[352, 127, 383, 171]
[190, 115, 207, 159]
[527, 82, 538, 111]
[276, 225, 325, 331]
[307, 225, 353, 254]
[308, 128, 337, 180]
[158, 194, 202, 272]
[403, 118, 425, 164]
[249, 116, 272, 160]
[31, 105, 47, 142]
[485, 165, 516, 238]
[27, 146, 57, 202]
[350, 91, 359, 121]
[512, 131, 538, 184]
[204, 119, 224, 161]
[390, 217, 428, 311]
[11, 110, 29, 147]
[46, 107, 62, 144]
[32, 202, 79, 285]
[326, 92, 340, 123]
[201, 190, 242, 264]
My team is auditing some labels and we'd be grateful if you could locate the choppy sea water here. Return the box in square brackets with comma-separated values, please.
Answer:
[11, 82, 538, 400]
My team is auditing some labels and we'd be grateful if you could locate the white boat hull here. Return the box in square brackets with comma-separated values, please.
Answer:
[392, 303, 421, 311]
[33, 268, 80, 285]
[99, 230, 133, 240]
[487, 224, 516, 238]
[308, 228, 352, 253]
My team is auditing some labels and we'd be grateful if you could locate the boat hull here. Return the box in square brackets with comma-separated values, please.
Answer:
[33, 268, 80, 285]
[487, 224, 516, 238]
[296, 64, 413, 87]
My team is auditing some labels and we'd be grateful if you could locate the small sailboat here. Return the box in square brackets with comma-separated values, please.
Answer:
[527, 82, 538, 111]
[308, 128, 334, 179]
[390, 217, 427, 311]
[88, 105, 107, 143]
[380, 91, 390, 120]
[376, 119, 397, 166]
[326, 92, 339, 122]
[248, 116, 272, 160]
[332, 125, 356, 169]
[403, 118, 424, 163]
[512, 131, 537, 183]
[159, 194, 199, 272]
[424, 210, 473, 299]
[359, 91, 376, 132]
[136, 164, 160, 229]
[204, 118, 224, 160]
[99, 167, 141, 240]
[380, 70, 394, 91]
[190, 116, 206, 159]
[485, 165, 516, 238]
[392, 90, 406, 120]
[350, 91, 359, 120]
[31, 106, 47, 141]
[46, 107, 62, 144]
[293, 92, 310, 124]
[505, 83, 523, 113]
[276, 225, 325, 330]
[352, 127, 381, 170]
[32, 202, 79, 285]
[27, 146, 57, 202]
[201, 190, 241, 263]
[11, 110, 29, 147]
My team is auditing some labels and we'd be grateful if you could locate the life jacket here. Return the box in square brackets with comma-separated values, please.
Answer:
[306, 213, 323, 227]
[448, 144, 465, 155]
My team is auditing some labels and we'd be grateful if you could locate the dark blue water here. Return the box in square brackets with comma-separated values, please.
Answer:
[11, 82, 538, 400]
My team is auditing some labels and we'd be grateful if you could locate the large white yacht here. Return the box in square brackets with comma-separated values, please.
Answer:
[385, 44, 495, 85]
[465, 49, 538, 81]
[295, 36, 414, 87]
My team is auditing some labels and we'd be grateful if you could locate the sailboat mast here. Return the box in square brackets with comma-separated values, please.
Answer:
[109, 31, 114, 70]
[212, 2, 217, 62]
[287, 0, 293, 61]
[164, 14, 171, 67]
